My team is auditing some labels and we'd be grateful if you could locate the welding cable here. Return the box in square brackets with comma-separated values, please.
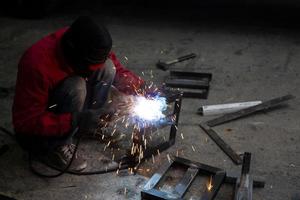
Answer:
[0, 126, 15, 139]
[28, 128, 81, 178]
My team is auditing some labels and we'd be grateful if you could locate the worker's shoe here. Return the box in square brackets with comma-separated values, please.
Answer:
[43, 144, 87, 172]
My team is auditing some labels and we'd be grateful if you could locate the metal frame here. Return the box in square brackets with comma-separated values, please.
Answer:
[165, 71, 212, 99]
[141, 156, 226, 200]
[141, 156, 265, 200]
[120, 91, 183, 169]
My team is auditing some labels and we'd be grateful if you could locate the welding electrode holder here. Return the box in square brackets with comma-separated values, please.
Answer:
[157, 53, 197, 71]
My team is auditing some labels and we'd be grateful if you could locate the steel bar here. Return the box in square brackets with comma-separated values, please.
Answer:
[174, 157, 221, 174]
[225, 172, 265, 188]
[206, 94, 295, 127]
[170, 96, 182, 145]
[234, 152, 253, 200]
[173, 167, 199, 197]
[165, 78, 209, 89]
[199, 123, 242, 165]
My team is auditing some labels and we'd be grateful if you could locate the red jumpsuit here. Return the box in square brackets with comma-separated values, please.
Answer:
[13, 28, 144, 137]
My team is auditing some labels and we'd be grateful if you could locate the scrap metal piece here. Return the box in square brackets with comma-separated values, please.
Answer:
[206, 94, 295, 127]
[165, 78, 209, 89]
[234, 152, 253, 200]
[199, 123, 242, 165]
[173, 167, 199, 197]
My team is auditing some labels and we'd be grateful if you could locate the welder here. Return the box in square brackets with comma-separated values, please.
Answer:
[12, 16, 145, 172]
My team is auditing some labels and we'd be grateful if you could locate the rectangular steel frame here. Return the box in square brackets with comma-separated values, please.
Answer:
[141, 156, 226, 200]
[165, 71, 212, 99]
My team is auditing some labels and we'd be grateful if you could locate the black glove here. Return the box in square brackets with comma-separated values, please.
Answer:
[72, 107, 115, 134]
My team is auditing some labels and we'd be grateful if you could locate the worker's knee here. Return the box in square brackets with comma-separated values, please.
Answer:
[50, 76, 87, 113]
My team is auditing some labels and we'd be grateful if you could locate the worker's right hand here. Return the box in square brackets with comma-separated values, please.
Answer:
[72, 107, 114, 134]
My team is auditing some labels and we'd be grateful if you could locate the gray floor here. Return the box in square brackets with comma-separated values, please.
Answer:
[0, 7, 300, 200]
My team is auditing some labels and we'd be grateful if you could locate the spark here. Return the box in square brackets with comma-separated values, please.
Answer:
[152, 154, 155, 163]
[124, 56, 128, 61]
[111, 129, 116, 136]
[49, 104, 57, 109]
[207, 176, 213, 191]
[92, 101, 97, 105]
[192, 145, 196, 152]
[180, 133, 184, 139]
[131, 95, 167, 122]
[167, 154, 171, 163]
[163, 136, 166, 141]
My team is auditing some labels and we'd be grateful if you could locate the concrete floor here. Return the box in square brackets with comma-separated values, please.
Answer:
[0, 4, 300, 200]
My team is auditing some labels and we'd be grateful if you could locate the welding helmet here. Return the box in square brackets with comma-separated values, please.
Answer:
[61, 16, 112, 73]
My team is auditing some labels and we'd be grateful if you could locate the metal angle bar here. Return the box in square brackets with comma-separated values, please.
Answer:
[165, 78, 209, 89]
[141, 188, 184, 200]
[199, 123, 242, 165]
[225, 172, 265, 188]
[169, 71, 212, 81]
[182, 89, 209, 99]
[206, 94, 295, 127]
[170, 96, 182, 144]
[143, 159, 174, 191]
[173, 167, 199, 197]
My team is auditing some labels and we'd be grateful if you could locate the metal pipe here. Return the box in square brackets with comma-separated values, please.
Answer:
[198, 101, 262, 116]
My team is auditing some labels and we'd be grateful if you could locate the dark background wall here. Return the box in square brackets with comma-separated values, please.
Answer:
[1, 0, 300, 21]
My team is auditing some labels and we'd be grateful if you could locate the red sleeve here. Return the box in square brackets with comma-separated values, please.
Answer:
[109, 52, 145, 95]
[12, 56, 72, 137]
